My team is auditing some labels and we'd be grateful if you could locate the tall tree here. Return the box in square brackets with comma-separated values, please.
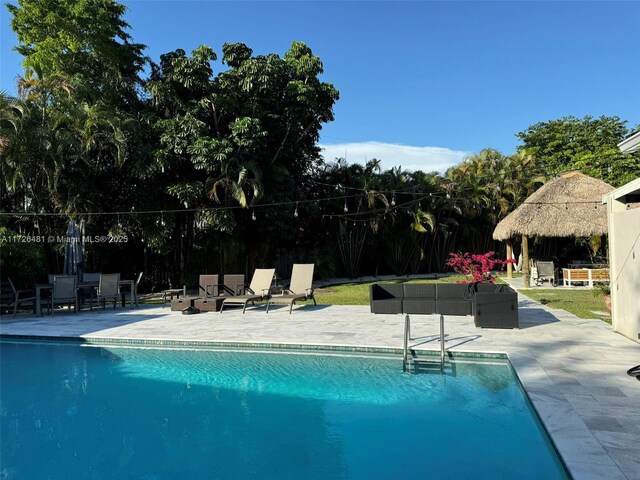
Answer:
[7, 0, 147, 107]
[147, 42, 339, 274]
[5, 0, 152, 276]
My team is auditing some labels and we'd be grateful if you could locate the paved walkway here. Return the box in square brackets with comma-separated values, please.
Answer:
[1, 297, 638, 480]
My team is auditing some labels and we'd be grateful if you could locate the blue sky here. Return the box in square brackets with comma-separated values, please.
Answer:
[2, 1, 639, 172]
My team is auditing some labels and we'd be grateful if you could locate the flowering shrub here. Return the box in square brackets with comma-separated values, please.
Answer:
[446, 251, 513, 283]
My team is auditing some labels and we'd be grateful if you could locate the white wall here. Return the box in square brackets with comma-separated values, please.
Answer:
[606, 187, 640, 344]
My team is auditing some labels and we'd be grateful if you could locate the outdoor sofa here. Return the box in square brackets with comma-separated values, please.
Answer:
[370, 282, 519, 329]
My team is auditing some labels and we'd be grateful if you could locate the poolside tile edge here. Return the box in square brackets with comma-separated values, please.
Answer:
[0, 333, 507, 359]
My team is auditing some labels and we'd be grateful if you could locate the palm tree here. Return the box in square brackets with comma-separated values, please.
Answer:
[207, 159, 263, 208]
[0, 91, 24, 153]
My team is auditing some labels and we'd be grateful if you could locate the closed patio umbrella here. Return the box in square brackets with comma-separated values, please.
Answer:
[63, 220, 84, 281]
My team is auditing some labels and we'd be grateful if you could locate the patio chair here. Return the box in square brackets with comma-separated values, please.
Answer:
[121, 272, 143, 308]
[219, 274, 245, 296]
[219, 268, 275, 313]
[78, 272, 101, 305]
[534, 261, 556, 286]
[46, 276, 78, 315]
[171, 274, 218, 311]
[266, 264, 316, 313]
[199, 274, 219, 297]
[3, 278, 36, 317]
[82, 273, 101, 283]
[194, 274, 245, 312]
[0, 280, 11, 314]
[90, 273, 120, 310]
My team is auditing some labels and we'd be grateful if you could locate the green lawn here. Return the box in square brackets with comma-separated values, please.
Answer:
[315, 276, 611, 323]
[519, 289, 610, 323]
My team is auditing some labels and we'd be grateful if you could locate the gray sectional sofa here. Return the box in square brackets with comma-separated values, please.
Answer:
[370, 282, 519, 329]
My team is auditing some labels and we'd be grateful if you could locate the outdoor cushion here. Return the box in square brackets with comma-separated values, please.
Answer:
[435, 284, 473, 316]
[370, 284, 403, 314]
[402, 284, 436, 314]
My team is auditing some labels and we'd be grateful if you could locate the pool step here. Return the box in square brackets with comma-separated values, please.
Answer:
[402, 314, 448, 374]
[405, 354, 453, 374]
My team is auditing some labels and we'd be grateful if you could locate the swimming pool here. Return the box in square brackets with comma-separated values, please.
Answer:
[0, 340, 569, 479]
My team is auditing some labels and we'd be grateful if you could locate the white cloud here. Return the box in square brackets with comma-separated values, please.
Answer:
[319, 141, 469, 173]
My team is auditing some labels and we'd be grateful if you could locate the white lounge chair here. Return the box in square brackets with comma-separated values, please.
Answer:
[266, 264, 316, 313]
[219, 268, 275, 313]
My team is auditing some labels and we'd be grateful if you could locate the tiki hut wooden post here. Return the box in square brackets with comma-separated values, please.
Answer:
[522, 235, 530, 287]
[493, 172, 614, 287]
[506, 239, 513, 278]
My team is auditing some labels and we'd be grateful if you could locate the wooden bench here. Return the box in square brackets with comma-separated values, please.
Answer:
[562, 268, 609, 287]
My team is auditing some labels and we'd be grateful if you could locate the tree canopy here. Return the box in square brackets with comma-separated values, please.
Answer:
[1, 0, 634, 286]
[7, 0, 147, 106]
[516, 115, 640, 187]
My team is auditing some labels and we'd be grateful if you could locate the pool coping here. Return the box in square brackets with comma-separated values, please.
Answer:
[0, 333, 508, 358]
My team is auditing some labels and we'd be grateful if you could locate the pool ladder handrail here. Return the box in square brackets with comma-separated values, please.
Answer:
[403, 313, 446, 372]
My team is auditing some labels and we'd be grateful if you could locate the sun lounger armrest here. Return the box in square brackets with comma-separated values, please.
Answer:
[306, 288, 314, 296]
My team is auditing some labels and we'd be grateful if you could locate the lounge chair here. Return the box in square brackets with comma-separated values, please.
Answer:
[219, 269, 275, 313]
[266, 264, 316, 313]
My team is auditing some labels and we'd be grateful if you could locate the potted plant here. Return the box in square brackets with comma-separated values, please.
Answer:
[592, 284, 612, 314]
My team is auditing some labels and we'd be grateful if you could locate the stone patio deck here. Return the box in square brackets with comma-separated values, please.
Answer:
[1, 296, 638, 480]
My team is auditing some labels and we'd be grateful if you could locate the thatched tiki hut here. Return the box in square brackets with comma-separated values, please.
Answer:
[493, 171, 614, 286]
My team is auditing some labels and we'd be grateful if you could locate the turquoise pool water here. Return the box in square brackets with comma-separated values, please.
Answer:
[0, 341, 569, 479]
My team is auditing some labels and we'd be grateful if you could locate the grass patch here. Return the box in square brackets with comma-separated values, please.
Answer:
[521, 289, 610, 323]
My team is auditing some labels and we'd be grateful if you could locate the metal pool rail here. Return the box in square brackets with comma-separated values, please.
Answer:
[403, 313, 446, 372]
